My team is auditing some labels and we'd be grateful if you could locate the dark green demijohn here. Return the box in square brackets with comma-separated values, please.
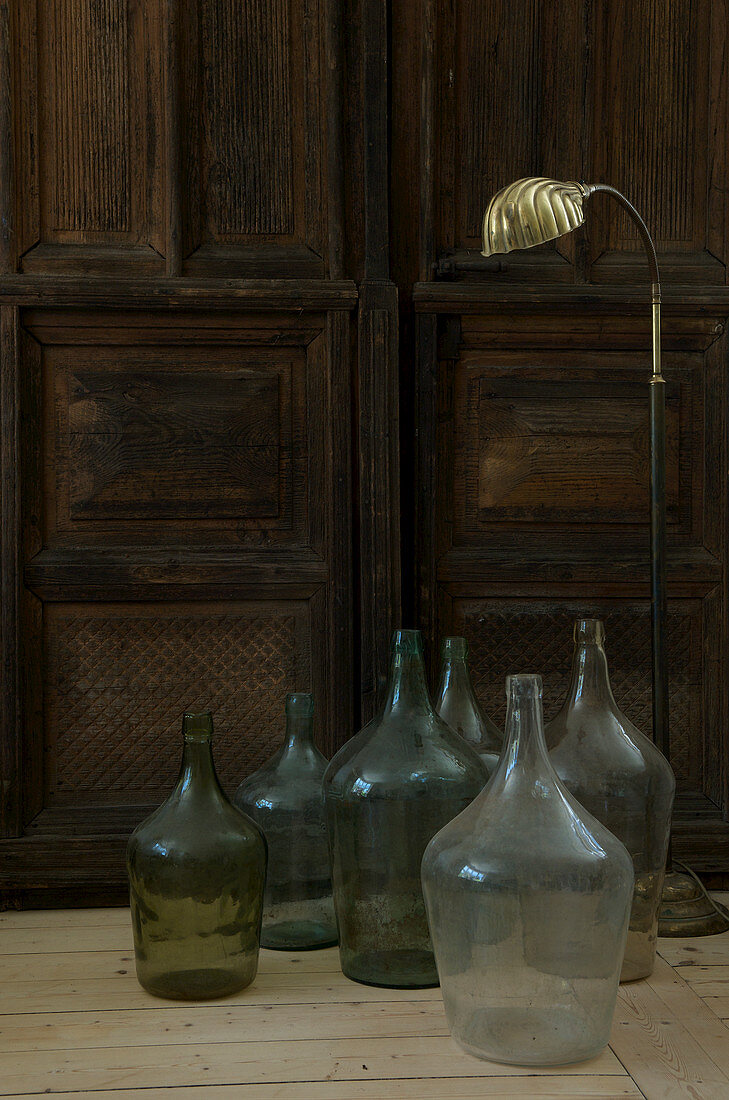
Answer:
[127, 711, 267, 999]
[233, 692, 337, 950]
[324, 628, 489, 988]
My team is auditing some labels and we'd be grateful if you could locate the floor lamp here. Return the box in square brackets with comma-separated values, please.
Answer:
[480, 177, 729, 936]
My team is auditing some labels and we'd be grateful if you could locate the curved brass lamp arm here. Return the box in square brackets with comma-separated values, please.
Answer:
[586, 184, 662, 383]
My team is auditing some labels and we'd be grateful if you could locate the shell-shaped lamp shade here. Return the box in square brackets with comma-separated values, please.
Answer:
[482, 177, 588, 257]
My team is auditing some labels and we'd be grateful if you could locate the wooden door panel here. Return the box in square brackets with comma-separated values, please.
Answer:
[12, 0, 332, 278]
[451, 353, 697, 543]
[17, 0, 165, 271]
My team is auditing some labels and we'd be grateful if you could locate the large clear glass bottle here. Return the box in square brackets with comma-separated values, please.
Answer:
[435, 636, 502, 774]
[127, 711, 267, 999]
[233, 693, 337, 950]
[422, 674, 634, 1066]
[324, 629, 489, 988]
[546, 618, 675, 981]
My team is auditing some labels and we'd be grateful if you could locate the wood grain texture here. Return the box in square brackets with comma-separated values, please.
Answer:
[0, 306, 19, 836]
[199, 0, 294, 237]
[0, 0, 13, 273]
[65, 368, 285, 520]
[6, 908, 729, 1096]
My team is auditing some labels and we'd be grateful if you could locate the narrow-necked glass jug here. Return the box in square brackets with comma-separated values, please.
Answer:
[233, 693, 337, 950]
[324, 629, 488, 988]
[127, 711, 267, 999]
[546, 619, 675, 981]
[435, 636, 502, 774]
[422, 674, 633, 1066]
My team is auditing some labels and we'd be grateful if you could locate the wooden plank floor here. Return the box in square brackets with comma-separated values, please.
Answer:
[2, 898, 729, 1099]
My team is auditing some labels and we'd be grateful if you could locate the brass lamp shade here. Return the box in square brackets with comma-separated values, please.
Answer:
[481, 177, 588, 257]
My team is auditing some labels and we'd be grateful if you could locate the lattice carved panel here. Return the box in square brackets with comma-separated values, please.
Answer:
[454, 602, 698, 783]
[46, 605, 310, 797]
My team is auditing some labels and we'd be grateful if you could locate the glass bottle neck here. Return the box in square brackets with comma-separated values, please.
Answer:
[176, 736, 223, 800]
[438, 657, 477, 705]
[501, 690, 552, 777]
[282, 714, 316, 753]
[384, 652, 434, 715]
[566, 642, 617, 709]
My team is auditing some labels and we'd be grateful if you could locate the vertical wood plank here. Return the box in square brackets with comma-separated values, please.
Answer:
[419, 0, 435, 282]
[415, 311, 438, 668]
[0, 0, 14, 273]
[325, 0, 344, 278]
[165, 0, 182, 275]
[358, 285, 401, 721]
[0, 306, 20, 836]
[327, 309, 353, 736]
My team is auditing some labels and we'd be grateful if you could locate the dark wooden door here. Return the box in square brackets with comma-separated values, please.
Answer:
[393, 0, 729, 873]
[0, 0, 400, 904]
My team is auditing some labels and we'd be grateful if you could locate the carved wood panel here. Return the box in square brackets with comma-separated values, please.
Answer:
[25, 311, 323, 548]
[452, 353, 696, 542]
[17, 0, 165, 270]
[45, 601, 311, 802]
[10, 0, 334, 276]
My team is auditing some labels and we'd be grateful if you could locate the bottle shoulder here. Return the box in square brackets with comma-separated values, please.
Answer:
[324, 711, 488, 797]
[423, 771, 634, 881]
[546, 705, 675, 786]
[127, 790, 266, 861]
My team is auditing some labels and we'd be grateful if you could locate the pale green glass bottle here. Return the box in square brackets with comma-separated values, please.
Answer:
[324, 629, 489, 988]
[435, 636, 502, 774]
[546, 619, 675, 981]
[127, 711, 267, 1000]
[234, 693, 337, 950]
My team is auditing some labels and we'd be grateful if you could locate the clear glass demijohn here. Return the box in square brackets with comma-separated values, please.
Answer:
[546, 619, 675, 981]
[324, 629, 489, 988]
[233, 693, 337, 950]
[127, 711, 267, 999]
[435, 636, 502, 774]
[422, 674, 634, 1066]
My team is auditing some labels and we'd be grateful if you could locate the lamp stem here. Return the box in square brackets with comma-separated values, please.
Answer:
[587, 186, 668, 769]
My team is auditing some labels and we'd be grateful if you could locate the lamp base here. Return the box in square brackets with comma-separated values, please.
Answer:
[658, 862, 729, 937]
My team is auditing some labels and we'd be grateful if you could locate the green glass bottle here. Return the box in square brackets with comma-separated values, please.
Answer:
[234, 693, 337, 950]
[324, 629, 489, 989]
[435, 636, 502, 775]
[127, 711, 267, 1000]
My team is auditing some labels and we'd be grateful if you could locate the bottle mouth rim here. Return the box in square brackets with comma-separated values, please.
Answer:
[182, 710, 213, 739]
[286, 691, 315, 717]
[506, 673, 543, 698]
[391, 628, 423, 656]
[441, 636, 468, 658]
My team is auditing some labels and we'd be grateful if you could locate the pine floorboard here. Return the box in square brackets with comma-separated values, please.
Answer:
[0, 899, 728, 1098]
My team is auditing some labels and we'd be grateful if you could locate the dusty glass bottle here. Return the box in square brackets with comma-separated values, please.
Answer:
[324, 628, 489, 989]
[435, 636, 502, 774]
[422, 674, 634, 1066]
[546, 619, 675, 981]
[127, 711, 267, 999]
[233, 693, 337, 950]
